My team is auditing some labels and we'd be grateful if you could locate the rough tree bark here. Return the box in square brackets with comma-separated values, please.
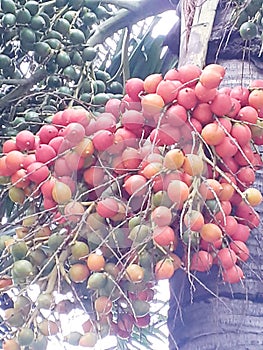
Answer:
[168, 1, 263, 349]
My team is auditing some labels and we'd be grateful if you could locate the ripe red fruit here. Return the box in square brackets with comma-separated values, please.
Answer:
[156, 79, 182, 103]
[5, 150, 24, 173]
[16, 130, 35, 151]
[178, 64, 201, 86]
[194, 82, 217, 103]
[177, 87, 197, 110]
[190, 250, 213, 272]
[217, 248, 237, 269]
[164, 104, 187, 126]
[2, 139, 17, 153]
[222, 264, 244, 284]
[96, 198, 119, 218]
[61, 108, 91, 128]
[38, 124, 59, 144]
[125, 78, 144, 101]
[230, 85, 249, 106]
[153, 226, 175, 246]
[151, 206, 172, 226]
[237, 105, 258, 124]
[64, 122, 85, 145]
[121, 110, 144, 131]
[27, 162, 50, 184]
[144, 73, 163, 93]
[199, 68, 224, 89]
[210, 93, 232, 116]
[92, 130, 114, 151]
[231, 123, 251, 146]
[201, 123, 225, 146]
[105, 98, 124, 118]
[229, 240, 249, 262]
[35, 144, 57, 164]
[164, 68, 181, 81]
[124, 174, 147, 196]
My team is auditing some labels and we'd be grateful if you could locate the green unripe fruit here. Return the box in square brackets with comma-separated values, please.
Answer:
[2, 13, 16, 27]
[25, 1, 39, 16]
[71, 241, 90, 260]
[16, 8, 32, 24]
[239, 21, 258, 40]
[66, 331, 82, 346]
[5, 308, 24, 327]
[20, 28, 36, 43]
[69, 29, 86, 44]
[84, 0, 100, 11]
[0, 54, 11, 69]
[37, 293, 54, 309]
[82, 12, 97, 26]
[34, 42, 52, 57]
[87, 272, 107, 289]
[18, 328, 34, 346]
[48, 233, 64, 251]
[92, 93, 110, 105]
[30, 15, 46, 30]
[11, 241, 28, 260]
[55, 18, 70, 36]
[82, 47, 97, 61]
[1, 0, 16, 14]
[56, 51, 71, 68]
[131, 300, 150, 317]
[13, 259, 33, 280]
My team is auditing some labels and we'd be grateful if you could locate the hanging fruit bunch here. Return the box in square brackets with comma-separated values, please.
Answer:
[0, 62, 263, 348]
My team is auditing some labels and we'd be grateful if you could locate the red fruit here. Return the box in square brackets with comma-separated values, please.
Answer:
[27, 162, 50, 184]
[231, 123, 252, 146]
[63, 122, 85, 145]
[124, 174, 147, 196]
[144, 73, 163, 94]
[61, 108, 90, 128]
[35, 144, 57, 164]
[92, 130, 114, 151]
[52, 110, 65, 126]
[200, 69, 223, 89]
[122, 147, 141, 170]
[231, 223, 250, 242]
[53, 157, 71, 177]
[83, 166, 105, 187]
[201, 123, 225, 145]
[217, 248, 237, 269]
[200, 223, 222, 243]
[153, 226, 175, 246]
[178, 64, 201, 86]
[11, 169, 30, 189]
[192, 102, 213, 124]
[105, 98, 124, 118]
[164, 68, 181, 81]
[234, 143, 255, 166]
[134, 314, 151, 328]
[215, 136, 238, 158]
[5, 150, 24, 173]
[95, 113, 116, 133]
[121, 110, 144, 131]
[2, 139, 17, 153]
[141, 93, 165, 117]
[164, 104, 187, 126]
[125, 78, 144, 101]
[229, 240, 249, 262]
[237, 105, 258, 124]
[114, 127, 138, 147]
[121, 94, 142, 111]
[183, 210, 204, 231]
[230, 85, 249, 106]
[249, 89, 263, 111]
[41, 177, 56, 199]
[64, 151, 84, 171]
[21, 154, 36, 169]
[235, 201, 260, 228]
[151, 206, 172, 226]
[167, 180, 189, 208]
[16, 130, 35, 151]
[177, 87, 197, 110]
[220, 215, 238, 237]
[150, 124, 180, 146]
[210, 93, 232, 116]
[236, 166, 255, 187]
[156, 79, 182, 103]
[38, 125, 59, 144]
[222, 264, 244, 284]
[97, 198, 119, 218]
[190, 251, 213, 272]
[228, 98, 241, 118]
[194, 82, 217, 102]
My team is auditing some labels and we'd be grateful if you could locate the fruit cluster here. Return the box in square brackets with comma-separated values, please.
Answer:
[0, 63, 263, 348]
